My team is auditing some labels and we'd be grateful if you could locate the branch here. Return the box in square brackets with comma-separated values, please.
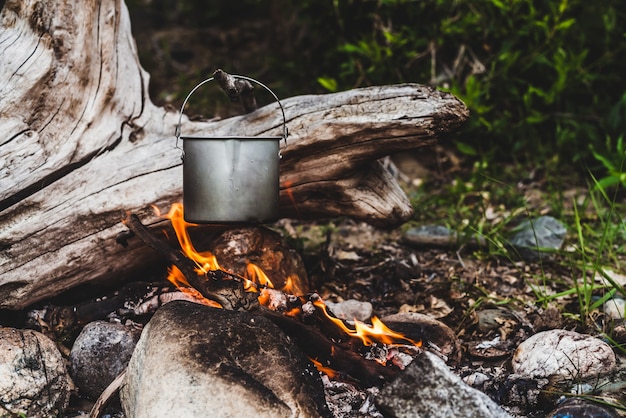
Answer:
[122, 213, 258, 310]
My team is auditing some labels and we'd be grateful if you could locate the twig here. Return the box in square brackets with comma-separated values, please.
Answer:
[89, 368, 126, 418]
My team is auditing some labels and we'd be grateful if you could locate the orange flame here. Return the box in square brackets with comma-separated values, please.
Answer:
[283, 275, 304, 296]
[164, 203, 221, 273]
[159, 203, 304, 304]
[167, 266, 221, 309]
[309, 357, 338, 379]
[313, 300, 421, 348]
[245, 263, 274, 288]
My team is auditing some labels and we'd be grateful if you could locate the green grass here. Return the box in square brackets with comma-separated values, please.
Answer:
[406, 153, 626, 337]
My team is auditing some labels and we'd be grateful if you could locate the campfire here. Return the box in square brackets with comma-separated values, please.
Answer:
[138, 202, 423, 381]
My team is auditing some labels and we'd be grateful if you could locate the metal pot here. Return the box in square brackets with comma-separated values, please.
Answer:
[175, 75, 287, 224]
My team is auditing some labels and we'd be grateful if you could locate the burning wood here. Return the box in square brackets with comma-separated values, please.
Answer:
[121, 205, 423, 387]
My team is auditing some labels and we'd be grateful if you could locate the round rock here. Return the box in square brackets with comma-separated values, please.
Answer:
[512, 329, 616, 380]
[69, 320, 139, 399]
[0, 327, 72, 417]
[546, 397, 619, 418]
[603, 297, 626, 320]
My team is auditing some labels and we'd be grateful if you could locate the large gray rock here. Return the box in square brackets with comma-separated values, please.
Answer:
[69, 320, 140, 399]
[120, 301, 330, 417]
[0, 327, 72, 417]
[375, 351, 511, 418]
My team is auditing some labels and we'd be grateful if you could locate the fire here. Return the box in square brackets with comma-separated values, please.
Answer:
[309, 358, 338, 379]
[158, 202, 421, 380]
[245, 263, 274, 288]
[160, 202, 303, 301]
[314, 300, 421, 348]
[167, 266, 222, 309]
[164, 203, 221, 273]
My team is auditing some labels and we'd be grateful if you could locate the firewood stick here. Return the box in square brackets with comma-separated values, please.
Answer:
[89, 368, 126, 418]
[122, 213, 256, 310]
[258, 307, 396, 386]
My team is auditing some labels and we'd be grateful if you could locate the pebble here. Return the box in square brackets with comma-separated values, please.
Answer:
[546, 397, 620, 418]
[476, 308, 521, 334]
[512, 329, 616, 380]
[69, 320, 140, 399]
[508, 215, 567, 260]
[594, 269, 626, 288]
[380, 311, 461, 363]
[403, 224, 486, 248]
[603, 297, 626, 320]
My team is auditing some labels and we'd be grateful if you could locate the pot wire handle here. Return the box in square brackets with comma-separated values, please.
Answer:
[174, 75, 289, 159]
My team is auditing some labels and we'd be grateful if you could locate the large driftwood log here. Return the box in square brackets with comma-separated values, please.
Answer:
[0, 0, 468, 309]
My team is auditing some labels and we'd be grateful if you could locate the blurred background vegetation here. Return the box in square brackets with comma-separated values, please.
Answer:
[126, 0, 626, 186]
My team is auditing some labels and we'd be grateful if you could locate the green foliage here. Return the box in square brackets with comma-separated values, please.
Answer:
[592, 135, 626, 190]
[297, 0, 626, 167]
[591, 92, 626, 190]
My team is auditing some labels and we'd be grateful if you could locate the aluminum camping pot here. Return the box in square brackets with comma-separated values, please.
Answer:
[174, 75, 288, 224]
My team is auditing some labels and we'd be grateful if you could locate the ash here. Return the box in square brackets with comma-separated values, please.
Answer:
[322, 376, 383, 418]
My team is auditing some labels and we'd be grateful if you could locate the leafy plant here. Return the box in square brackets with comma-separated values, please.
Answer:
[593, 136, 626, 190]
[306, 0, 626, 170]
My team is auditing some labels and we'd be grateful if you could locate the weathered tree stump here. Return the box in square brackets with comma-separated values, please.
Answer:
[0, 0, 468, 309]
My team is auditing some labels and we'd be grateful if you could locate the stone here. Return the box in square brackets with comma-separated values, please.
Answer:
[380, 311, 461, 363]
[508, 215, 567, 260]
[69, 320, 140, 399]
[375, 351, 512, 418]
[325, 299, 373, 322]
[0, 327, 72, 417]
[120, 300, 330, 417]
[603, 297, 626, 320]
[546, 397, 620, 418]
[403, 225, 456, 247]
[594, 269, 626, 288]
[476, 308, 519, 333]
[512, 329, 617, 380]
[403, 224, 486, 248]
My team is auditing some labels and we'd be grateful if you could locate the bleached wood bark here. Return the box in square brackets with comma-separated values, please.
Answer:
[0, 0, 468, 309]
